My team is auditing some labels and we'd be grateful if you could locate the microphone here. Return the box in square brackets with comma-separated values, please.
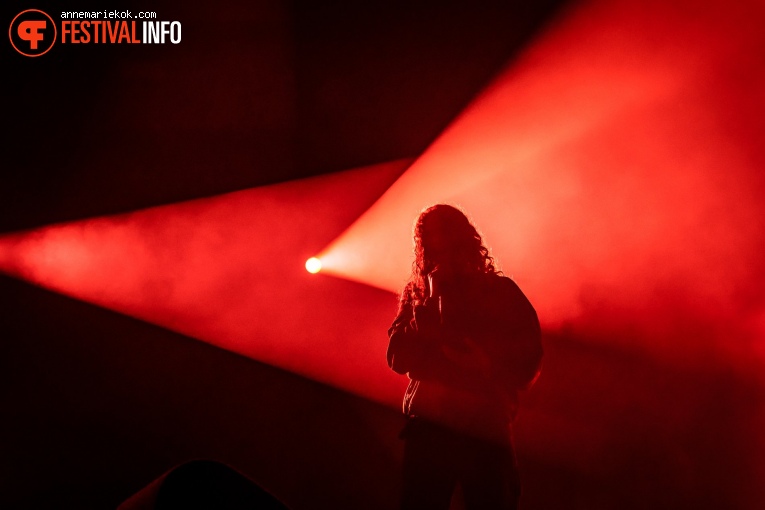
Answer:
[427, 265, 442, 299]
[427, 266, 445, 324]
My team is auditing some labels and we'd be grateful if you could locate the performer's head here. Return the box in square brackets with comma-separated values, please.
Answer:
[402, 204, 499, 304]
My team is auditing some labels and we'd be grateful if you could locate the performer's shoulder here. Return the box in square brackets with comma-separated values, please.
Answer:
[488, 273, 520, 290]
[488, 274, 534, 305]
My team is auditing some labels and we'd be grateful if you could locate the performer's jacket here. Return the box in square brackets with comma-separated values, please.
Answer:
[387, 272, 542, 443]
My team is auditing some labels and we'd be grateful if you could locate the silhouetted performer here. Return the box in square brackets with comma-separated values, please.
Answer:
[387, 204, 542, 510]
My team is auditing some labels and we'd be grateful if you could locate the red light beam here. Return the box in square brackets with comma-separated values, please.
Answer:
[317, 0, 765, 367]
[0, 160, 413, 407]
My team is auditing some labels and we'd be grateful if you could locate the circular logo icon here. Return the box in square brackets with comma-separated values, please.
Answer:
[9, 9, 57, 57]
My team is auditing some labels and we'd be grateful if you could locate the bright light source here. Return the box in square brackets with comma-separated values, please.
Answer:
[305, 257, 322, 274]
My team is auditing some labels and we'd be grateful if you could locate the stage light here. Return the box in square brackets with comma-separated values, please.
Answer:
[305, 257, 322, 274]
[0, 159, 412, 408]
[316, 0, 765, 368]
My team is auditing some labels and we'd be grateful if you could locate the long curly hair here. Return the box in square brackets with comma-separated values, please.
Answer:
[399, 204, 500, 309]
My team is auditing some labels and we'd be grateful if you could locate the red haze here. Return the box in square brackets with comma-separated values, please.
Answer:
[0, 160, 412, 407]
[319, 0, 765, 369]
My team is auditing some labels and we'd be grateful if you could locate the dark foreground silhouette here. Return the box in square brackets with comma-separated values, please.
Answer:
[118, 460, 289, 510]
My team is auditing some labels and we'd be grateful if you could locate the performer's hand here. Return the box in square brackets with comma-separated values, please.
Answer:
[428, 262, 469, 298]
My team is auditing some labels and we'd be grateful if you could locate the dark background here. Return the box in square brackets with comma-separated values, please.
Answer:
[2, 0, 567, 232]
[6, 1, 764, 509]
[2, 1, 576, 508]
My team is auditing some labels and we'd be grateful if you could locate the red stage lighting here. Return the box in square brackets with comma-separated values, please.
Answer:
[0, 160, 412, 407]
[305, 257, 322, 274]
[318, 0, 765, 369]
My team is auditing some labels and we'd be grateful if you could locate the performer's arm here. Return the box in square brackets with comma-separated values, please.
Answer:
[489, 278, 543, 391]
[386, 299, 440, 375]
